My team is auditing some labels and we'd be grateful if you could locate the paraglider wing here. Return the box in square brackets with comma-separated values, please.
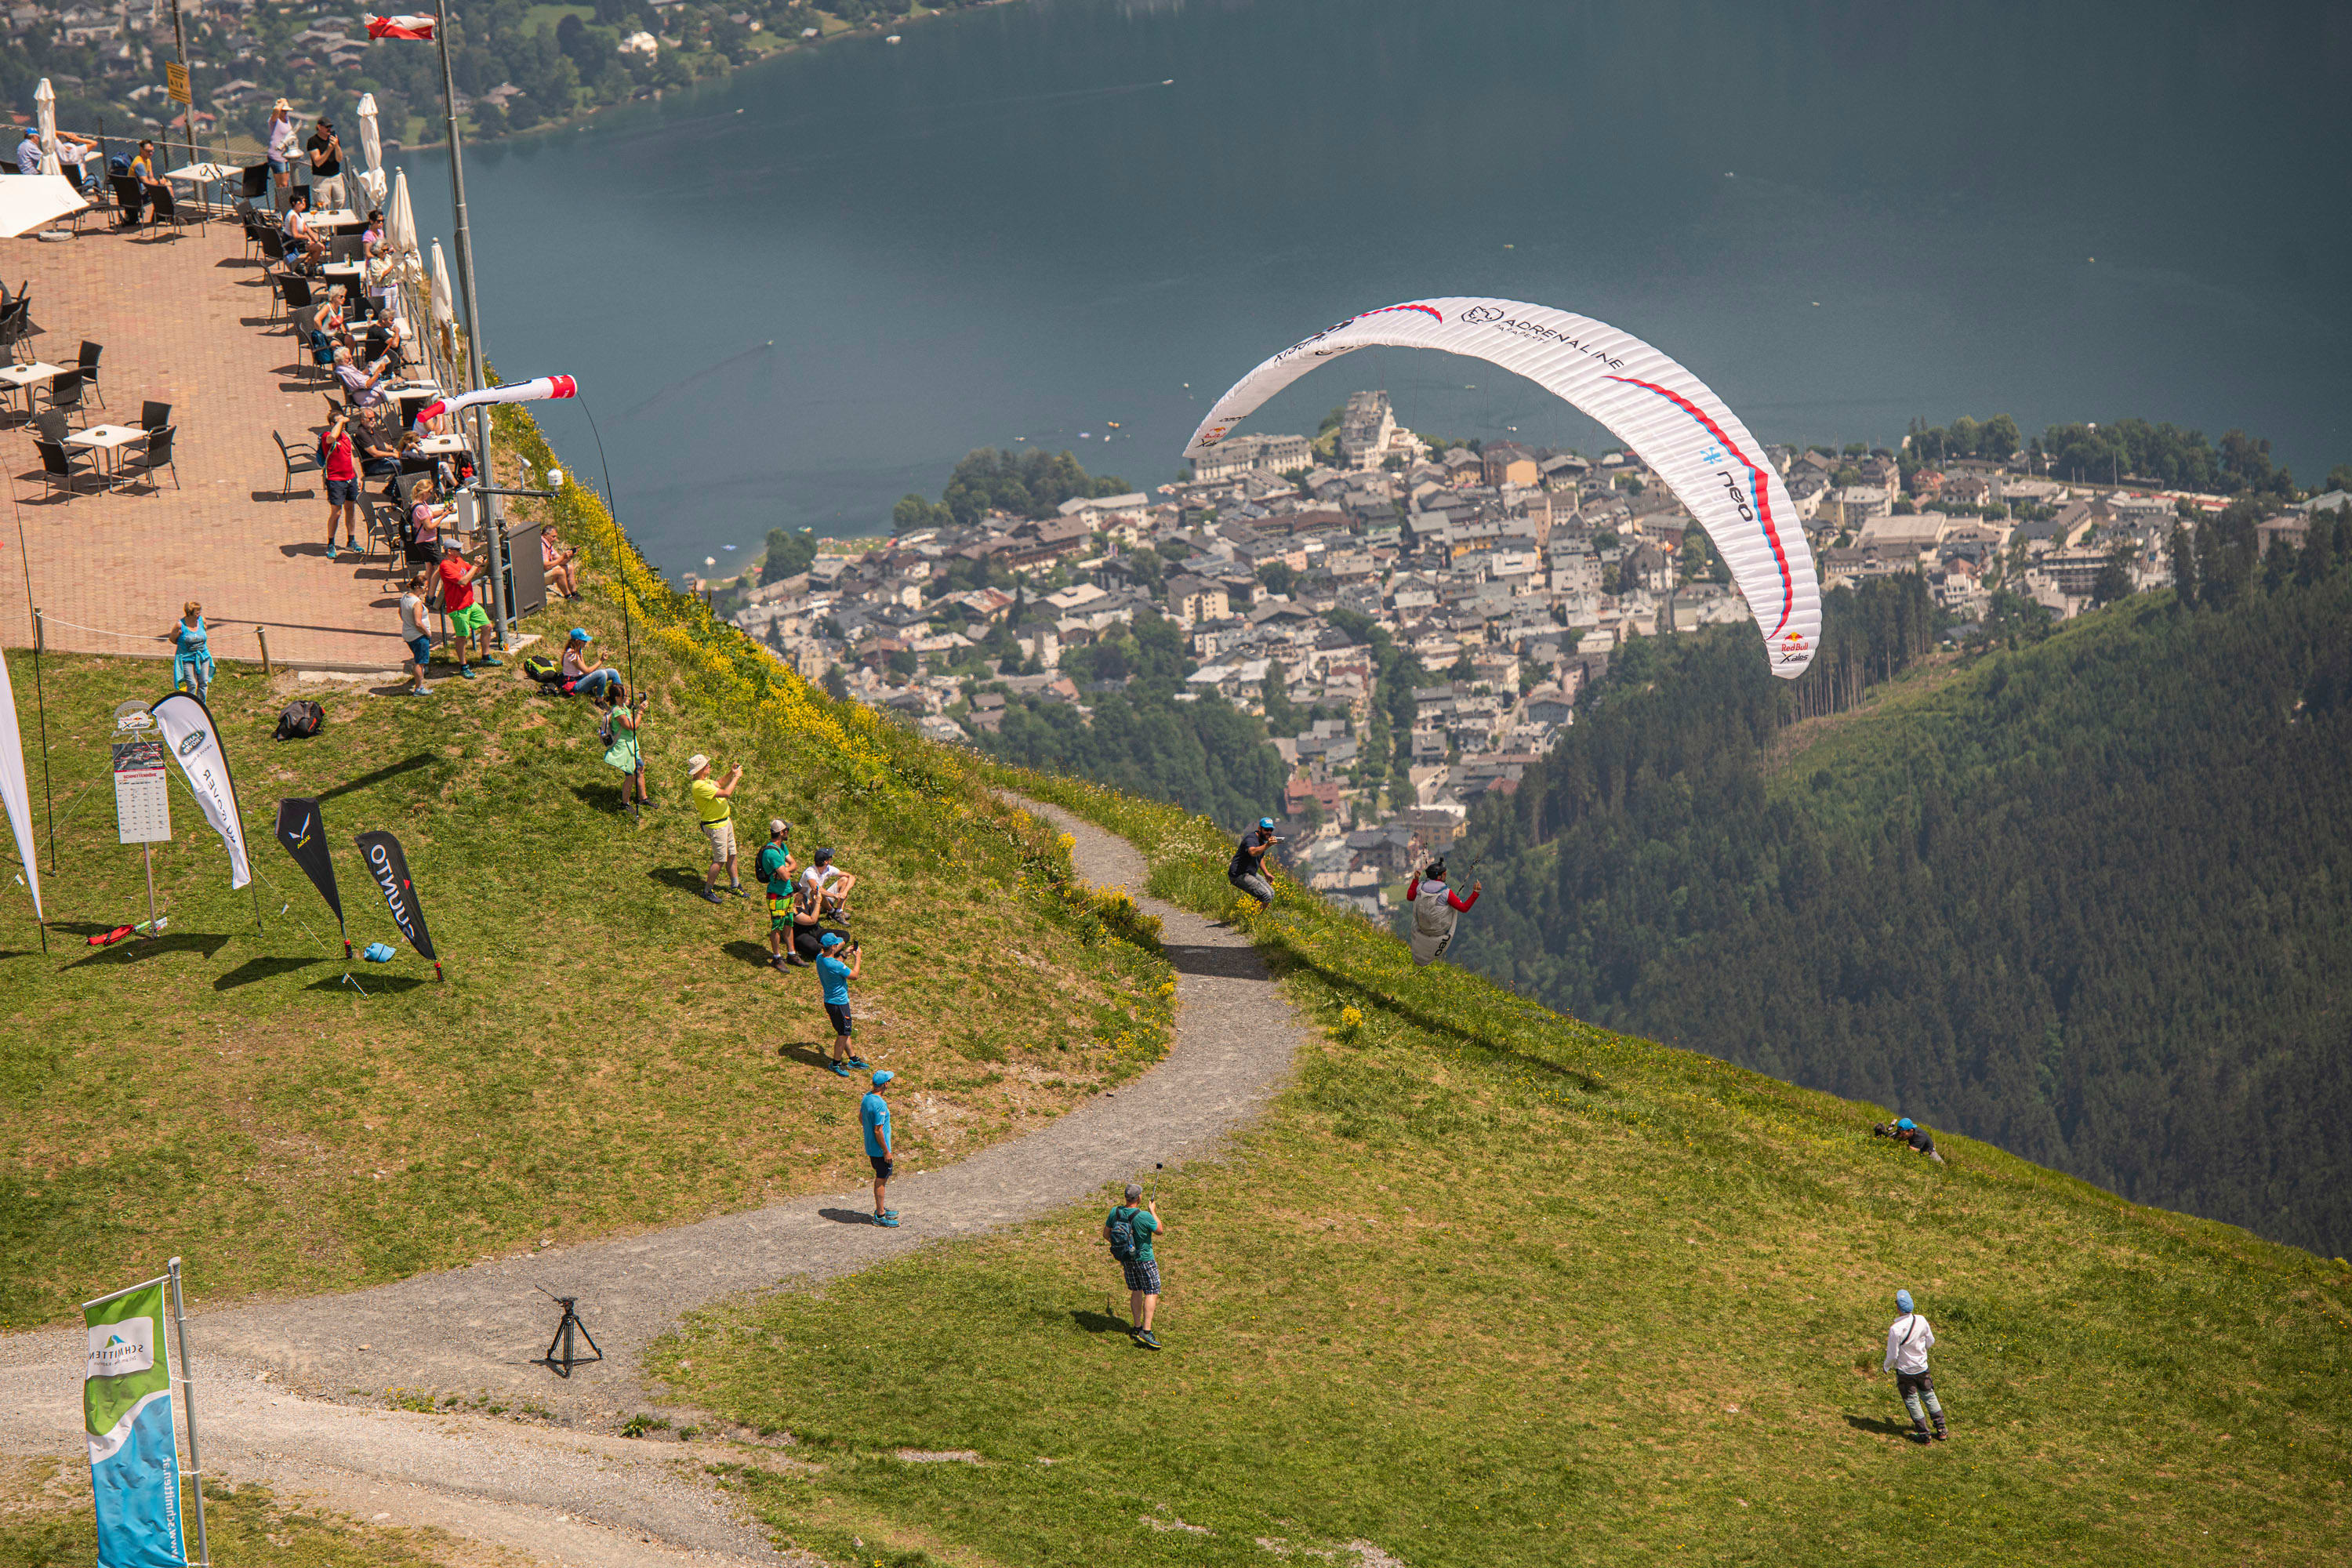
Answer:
[1184, 299, 1820, 676]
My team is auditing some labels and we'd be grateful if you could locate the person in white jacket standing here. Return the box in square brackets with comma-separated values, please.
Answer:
[1883, 1288, 1948, 1443]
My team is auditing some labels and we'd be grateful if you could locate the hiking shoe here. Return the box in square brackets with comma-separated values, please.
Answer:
[408, 684, 430, 695]
[728, 884, 749, 898]
[457, 666, 475, 680]
[874, 1211, 900, 1228]
[477, 655, 504, 668]
[325, 542, 338, 560]
[831, 1060, 851, 1076]
[845, 1056, 870, 1070]
[1932, 1426, 1949, 1442]
[700, 887, 724, 905]
[783, 953, 808, 967]
[1133, 1329, 1161, 1350]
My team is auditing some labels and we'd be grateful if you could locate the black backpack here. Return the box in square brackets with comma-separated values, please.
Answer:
[274, 699, 325, 741]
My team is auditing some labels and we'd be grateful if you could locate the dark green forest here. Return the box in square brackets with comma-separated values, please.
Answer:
[1455, 512, 2352, 1255]
[982, 691, 1288, 832]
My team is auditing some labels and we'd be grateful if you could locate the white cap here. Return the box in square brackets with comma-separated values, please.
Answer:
[687, 753, 710, 775]
[768, 818, 786, 835]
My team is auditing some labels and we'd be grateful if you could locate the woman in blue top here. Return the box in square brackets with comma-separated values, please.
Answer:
[169, 601, 213, 701]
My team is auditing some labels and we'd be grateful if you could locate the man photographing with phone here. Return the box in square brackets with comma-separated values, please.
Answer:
[1228, 816, 1283, 910]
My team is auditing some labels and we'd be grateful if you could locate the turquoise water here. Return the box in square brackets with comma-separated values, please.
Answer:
[390, 0, 2350, 575]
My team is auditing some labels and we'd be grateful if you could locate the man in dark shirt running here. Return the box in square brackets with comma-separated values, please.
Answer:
[1228, 817, 1281, 909]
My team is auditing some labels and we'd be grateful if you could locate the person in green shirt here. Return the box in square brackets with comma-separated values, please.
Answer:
[687, 753, 744, 905]
[757, 818, 798, 970]
[1104, 1182, 1167, 1349]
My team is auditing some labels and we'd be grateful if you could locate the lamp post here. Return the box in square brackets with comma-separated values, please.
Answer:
[430, 0, 510, 645]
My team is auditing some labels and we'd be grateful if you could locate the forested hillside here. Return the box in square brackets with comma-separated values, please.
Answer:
[1457, 514, 2352, 1256]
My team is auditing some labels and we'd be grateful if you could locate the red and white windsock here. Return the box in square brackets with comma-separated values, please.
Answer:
[365, 14, 437, 39]
[417, 375, 577, 425]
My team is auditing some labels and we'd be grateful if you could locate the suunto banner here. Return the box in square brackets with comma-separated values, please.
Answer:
[274, 798, 344, 937]
[354, 829, 436, 960]
[82, 1278, 184, 1568]
[147, 691, 252, 891]
[0, 644, 39, 920]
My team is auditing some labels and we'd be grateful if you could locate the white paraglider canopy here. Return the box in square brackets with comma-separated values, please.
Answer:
[1185, 298, 1823, 677]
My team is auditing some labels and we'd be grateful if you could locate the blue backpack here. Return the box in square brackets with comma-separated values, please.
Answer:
[1105, 1207, 1141, 1263]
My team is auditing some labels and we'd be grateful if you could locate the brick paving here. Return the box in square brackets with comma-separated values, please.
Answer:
[4, 216, 416, 670]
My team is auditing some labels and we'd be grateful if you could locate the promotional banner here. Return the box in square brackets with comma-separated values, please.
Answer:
[83, 1279, 184, 1568]
[147, 693, 251, 891]
[0, 647, 39, 920]
[274, 798, 345, 938]
[354, 829, 436, 961]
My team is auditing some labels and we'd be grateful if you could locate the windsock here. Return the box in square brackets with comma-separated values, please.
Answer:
[417, 375, 576, 425]
[365, 14, 437, 38]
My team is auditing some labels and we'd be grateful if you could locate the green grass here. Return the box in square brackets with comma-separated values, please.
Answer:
[647, 769, 2352, 1566]
[0, 1460, 501, 1567]
[0, 419, 1174, 1327]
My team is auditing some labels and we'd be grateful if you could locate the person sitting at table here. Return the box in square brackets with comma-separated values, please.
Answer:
[304, 311, 339, 371]
[543, 528, 582, 601]
[127, 140, 170, 226]
[358, 418, 405, 480]
[332, 344, 390, 408]
[15, 128, 43, 176]
[405, 477, 449, 563]
[362, 209, 385, 248]
[395, 429, 437, 477]
[53, 131, 100, 194]
[281, 191, 326, 267]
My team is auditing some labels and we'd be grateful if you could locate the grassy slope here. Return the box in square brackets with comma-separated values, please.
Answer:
[654, 773, 2351, 1568]
[0, 405, 1173, 1328]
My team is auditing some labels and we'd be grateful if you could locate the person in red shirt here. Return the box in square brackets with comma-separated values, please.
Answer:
[320, 411, 363, 559]
[434, 552, 501, 679]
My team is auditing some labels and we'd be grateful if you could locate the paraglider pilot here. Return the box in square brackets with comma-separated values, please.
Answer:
[1407, 859, 1481, 967]
[1229, 817, 1282, 909]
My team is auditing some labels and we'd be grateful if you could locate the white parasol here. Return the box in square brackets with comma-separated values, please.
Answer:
[387, 165, 423, 279]
[355, 93, 387, 208]
[34, 78, 60, 176]
[429, 238, 459, 365]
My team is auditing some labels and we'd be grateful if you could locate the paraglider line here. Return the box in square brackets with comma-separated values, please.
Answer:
[578, 403, 634, 688]
[1605, 373, 1793, 634]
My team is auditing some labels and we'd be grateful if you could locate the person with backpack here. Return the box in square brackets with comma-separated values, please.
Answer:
[861, 1068, 898, 1228]
[1104, 1182, 1166, 1349]
[1228, 817, 1281, 909]
[1882, 1289, 1949, 1443]
[599, 684, 652, 818]
[816, 931, 867, 1077]
[1406, 858, 1482, 967]
[757, 819, 797, 970]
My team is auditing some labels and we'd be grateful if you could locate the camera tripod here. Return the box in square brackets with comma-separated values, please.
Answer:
[537, 1289, 603, 1378]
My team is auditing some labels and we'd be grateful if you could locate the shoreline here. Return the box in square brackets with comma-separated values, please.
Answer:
[399, 0, 1021, 153]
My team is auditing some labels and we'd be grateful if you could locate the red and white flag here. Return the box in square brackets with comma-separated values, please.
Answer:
[418, 375, 578, 425]
[365, 14, 436, 39]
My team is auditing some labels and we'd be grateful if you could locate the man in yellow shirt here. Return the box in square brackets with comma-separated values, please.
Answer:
[687, 753, 745, 905]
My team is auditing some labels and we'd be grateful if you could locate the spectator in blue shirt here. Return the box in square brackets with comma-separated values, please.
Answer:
[816, 931, 866, 1077]
[861, 1069, 898, 1227]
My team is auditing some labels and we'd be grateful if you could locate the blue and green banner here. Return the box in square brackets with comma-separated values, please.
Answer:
[83, 1278, 187, 1568]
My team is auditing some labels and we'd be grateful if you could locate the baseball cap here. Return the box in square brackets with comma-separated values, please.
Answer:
[813, 846, 834, 862]
[1896, 1118, 1915, 1131]
[568, 627, 591, 643]
[1896, 1289, 1914, 1313]
[872, 1069, 894, 1086]
[768, 818, 786, 835]
[819, 931, 844, 948]
[687, 753, 710, 773]
[1258, 817, 1276, 830]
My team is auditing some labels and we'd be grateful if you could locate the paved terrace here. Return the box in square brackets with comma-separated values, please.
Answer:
[4, 218, 415, 670]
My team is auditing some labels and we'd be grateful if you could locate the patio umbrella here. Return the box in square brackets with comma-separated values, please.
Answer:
[387, 165, 424, 280]
[430, 238, 459, 363]
[34, 78, 60, 176]
[355, 93, 387, 207]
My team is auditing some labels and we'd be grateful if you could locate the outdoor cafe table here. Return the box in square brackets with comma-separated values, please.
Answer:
[64, 423, 147, 486]
[167, 162, 239, 216]
[411, 432, 468, 456]
[0, 361, 64, 421]
[311, 208, 364, 233]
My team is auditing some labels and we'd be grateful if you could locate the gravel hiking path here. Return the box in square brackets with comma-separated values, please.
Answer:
[0, 796, 1307, 1566]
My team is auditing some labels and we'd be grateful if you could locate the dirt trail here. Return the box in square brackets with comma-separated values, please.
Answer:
[0, 797, 1304, 1566]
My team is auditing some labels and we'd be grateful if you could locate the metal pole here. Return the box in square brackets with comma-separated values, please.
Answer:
[433, 0, 510, 646]
[166, 1257, 211, 1568]
[142, 844, 157, 936]
[169, 0, 199, 223]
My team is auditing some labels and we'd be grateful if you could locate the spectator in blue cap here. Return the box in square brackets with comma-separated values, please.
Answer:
[817, 930, 866, 1077]
[861, 1068, 898, 1226]
[1882, 1289, 1947, 1442]
[559, 628, 619, 701]
[1227, 815, 1282, 910]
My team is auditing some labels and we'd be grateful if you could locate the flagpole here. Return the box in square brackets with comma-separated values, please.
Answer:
[166, 1258, 211, 1568]
[430, 0, 512, 649]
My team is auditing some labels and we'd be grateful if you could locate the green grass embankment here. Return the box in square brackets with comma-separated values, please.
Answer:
[0, 402, 1172, 1327]
[649, 771, 2351, 1567]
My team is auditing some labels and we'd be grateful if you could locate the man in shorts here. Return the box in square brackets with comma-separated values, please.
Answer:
[861, 1068, 898, 1227]
[757, 819, 797, 969]
[396, 570, 432, 695]
[1104, 1182, 1166, 1349]
[817, 931, 866, 1077]
[800, 846, 858, 924]
[687, 753, 744, 904]
[434, 551, 499, 678]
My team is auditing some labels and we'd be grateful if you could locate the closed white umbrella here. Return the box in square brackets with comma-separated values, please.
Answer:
[355, 93, 387, 207]
[429, 238, 459, 368]
[386, 165, 423, 279]
[34, 78, 60, 176]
